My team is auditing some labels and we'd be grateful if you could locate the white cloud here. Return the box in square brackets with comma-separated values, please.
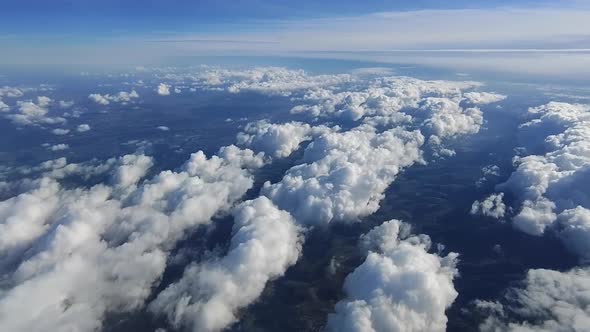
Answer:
[88, 90, 139, 105]
[88, 93, 109, 105]
[471, 193, 507, 219]
[479, 267, 590, 332]
[0, 99, 9, 112]
[496, 102, 590, 251]
[0, 67, 509, 331]
[463, 91, 507, 105]
[58, 100, 74, 108]
[77, 124, 91, 132]
[156, 126, 170, 131]
[150, 197, 302, 332]
[262, 125, 425, 226]
[0, 145, 266, 332]
[157, 83, 171, 96]
[48, 144, 69, 151]
[327, 220, 459, 332]
[236, 120, 336, 158]
[51, 128, 70, 135]
[556, 207, 590, 262]
[5, 96, 66, 126]
[0, 86, 24, 98]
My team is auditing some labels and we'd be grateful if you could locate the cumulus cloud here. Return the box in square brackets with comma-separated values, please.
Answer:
[150, 197, 302, 332]
[77, 124, 91, 132]
[48, 144, 69, 151]
[88, 90, 139, 105]
[157, 83, 171, 96]
[262, 125, 425, 226]
[195, 68, 488, 158]
[478, 267, 590, 332]
[0, 99, 9, 111]
[327, 220, 459, 332]
[156, 126, 170, 131]
[462, 91, 507, 105]
[197, 67, 353, 97]
[88, 94, 109, 105]
[4, 96, 66, 126]
[236, 120, 336, 158]
[51, 128, 70, 135]
[58, 100, 74, 108]
[0, 145, 266, 332]
[0, 67, 508, 331]
[496, 102, 590, 256]
[471, 193, 507, 219]
[477, 164, 501, 186]
[0, 86, 24, 98]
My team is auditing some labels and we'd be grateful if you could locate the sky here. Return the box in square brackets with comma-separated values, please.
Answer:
[2, 0, 590, 77]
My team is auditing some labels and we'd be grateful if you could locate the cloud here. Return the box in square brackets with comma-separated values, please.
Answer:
[4, 96, 66, 126]
[556, 207, 590, 262]
[476, 164, 501, 186]
[0, 86, 24, 98]
[88, 94, 109, 105]
[156, 126, 170, 131]
[496, 102, 590, 256]
[58, 100, 74, 108]
[157, 83, 171, 96]
[478, 267, 590, 332]
[0, 145, 266, 332]
[150, 197, 302, 332]
[236, 120, 336, 158]
[88, 90, 139, 105]
[48, 144, 69, 151]
[0, 67, 509, 331]
[326, 220, 459, 332]
[462, 91, 506, 105]
[471, 193, 507, 219]
[77, 124, 91, 132]
[51, 128, 70, 135]
[262, 125, 425, 226]
[0, 99, 9, 111]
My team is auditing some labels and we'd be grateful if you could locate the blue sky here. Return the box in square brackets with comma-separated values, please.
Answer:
[0, 0, 579, 37]
[1, 0, 590, 75]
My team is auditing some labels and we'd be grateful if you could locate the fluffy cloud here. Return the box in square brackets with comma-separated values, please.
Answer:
[0, 99, 8, 111]
[556, 207, 590, 261]
[88, 90, 139, 105]
[327, 220, 459, 332]
[51, 128, 70, 135]
[478, 101, 590, 331]
[262, 125, 425, 226]
[197, 67, 353, 97]
[496, 102, 590, 252]
[0, 67, 509, 331]
[77, 124, 91, 132]
[471, 193, 507, 219]
[48, 144, 69, 151]
[157, 83, 171, 96]
[88, 94, 109, 105]
[4, 96, 66, 126]
[0, 86, 24, 98]
[58, 100, 74, 108]
[156, 126, 170, 131]
[0, 145, 266, 332]
[150, 197, 302, 332]
[462, 91, 506, 105]
[479, 267, 590, 332]
[237, 120, 336, 158]
[196, 68, 487, 157]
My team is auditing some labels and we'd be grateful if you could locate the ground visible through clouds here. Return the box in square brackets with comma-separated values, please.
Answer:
[1, 60, 589, 332]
